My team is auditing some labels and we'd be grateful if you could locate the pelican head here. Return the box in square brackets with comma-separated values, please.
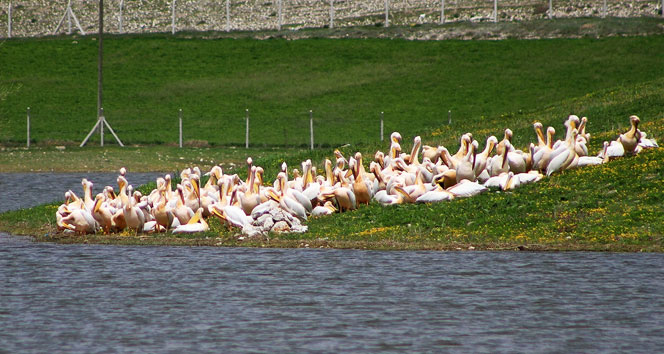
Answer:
[390, 132, 402, 145]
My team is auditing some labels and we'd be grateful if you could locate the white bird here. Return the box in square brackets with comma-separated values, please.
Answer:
[172, 208, 209, 233]
[447, 180, 487, 198]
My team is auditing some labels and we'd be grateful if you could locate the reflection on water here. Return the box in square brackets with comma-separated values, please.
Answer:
[0, 172, 168, 213]
[1, 233, 663, 352]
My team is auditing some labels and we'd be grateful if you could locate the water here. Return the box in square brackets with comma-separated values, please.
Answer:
[1, 173, 663, 352]
[0, 172, 168, 213]
[1, 233, 663, 353]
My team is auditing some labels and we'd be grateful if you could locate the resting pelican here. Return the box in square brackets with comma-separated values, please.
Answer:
[172, 208, 209, 233]
[495, 129, 513, 156]
[533, 122, 546, 148]
[456, 140, 477, 183]
[474, 136, 497, 177]
[312, 201, 337, 216]
[238, 166, 262, 215]
[92, 194, 114, 234]
[532, 126, 556, 173]
[447, 179, 487, 198]
[269, 172, 308, 220]
[351, 154, 372, 205]
[61, 208, 98, 234]
[416, 186, 454, 203]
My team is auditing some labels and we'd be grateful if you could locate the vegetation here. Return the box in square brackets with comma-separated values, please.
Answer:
[1, 19, 663, 250]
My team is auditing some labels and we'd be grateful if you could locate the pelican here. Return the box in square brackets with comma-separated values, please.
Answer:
[172, 208, 209, 233]
[619, 115, 641, 154]
[474, 136, 497, 177]
[447, 179, 487, 198]
[546, 129, 579, 177]
[312, 201, 337, 216]
[92, 194, 114, 233]
[456, 140, 477, 183]
[416, 187, 454, 203]
[61, 208, 98, 234]
[269, 172, 308, 220]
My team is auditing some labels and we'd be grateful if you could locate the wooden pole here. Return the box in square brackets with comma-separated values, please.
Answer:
[448, 110, 451, 125]
[179, 109, 183, 148]
[309, 110, 314, 150]
[548, 0, 552, 19]
[245, 109, 249, 149]
[329, 0, 334, 29]
[226, 0, 230, 32]
[384, 0, 389, 27]
[26, 107, 30, 148]
[440, 0, 445, 24]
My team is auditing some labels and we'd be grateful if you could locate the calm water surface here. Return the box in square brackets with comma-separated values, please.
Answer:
[0, 172, 167, 213]
[1, 233, 663, 353]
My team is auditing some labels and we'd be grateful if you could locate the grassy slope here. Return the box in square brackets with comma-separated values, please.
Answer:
[1, 23, 664, 150]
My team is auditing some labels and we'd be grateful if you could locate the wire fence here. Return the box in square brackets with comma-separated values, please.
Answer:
[2, 0, 663, 38]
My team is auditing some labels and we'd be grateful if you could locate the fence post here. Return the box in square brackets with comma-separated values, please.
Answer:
[179, 109, 183, 148]
[440, 0, 445, 24]
[493, 0, 498, 22]
[277, 0, 282, 30]
[662, 0, 664, 18]
[226, 0, 230, 32]
[602, 0, 607, 18]
[7, 1, 11, 38]
[26, 107, 30, 148]
[100, 108, 105, 147]
[67, 0, 72, 34]
[171, 0, 176, 34]
[309, 110, 314, 150]
[384, 0, 389, 27]
[448, 110, 451, 125]
[329, 0, 334, 29]
[119, 0, 124, 33]
[548, 0, 552, 19]
[380, 112, 384, 141]
[245, 109, 249, 149]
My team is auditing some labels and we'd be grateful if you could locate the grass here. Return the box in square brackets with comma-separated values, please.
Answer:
[1, 18, 663, 250]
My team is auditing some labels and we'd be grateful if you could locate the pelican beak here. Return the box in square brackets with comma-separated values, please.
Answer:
[211, 208, 226, 221]
[268, 189, 281, 202]
[94, 199, 102, 213]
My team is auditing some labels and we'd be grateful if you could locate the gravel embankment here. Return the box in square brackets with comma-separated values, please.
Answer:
[1, 0, 662, 38]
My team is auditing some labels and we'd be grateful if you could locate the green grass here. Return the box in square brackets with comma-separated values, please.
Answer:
[1, 19, 664, 150]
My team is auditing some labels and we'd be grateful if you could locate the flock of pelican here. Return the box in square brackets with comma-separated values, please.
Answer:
[56, 115, 658, 236]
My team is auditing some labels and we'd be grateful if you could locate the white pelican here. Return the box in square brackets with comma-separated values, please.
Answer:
[172, 208, 209, 234]
[456, 140, 477, 183]
[269, 172, 308, 220]
[474, 136, 497, 177]
[61, 208, 98, 234]
[447, 179, 487, 198]
[312, 201, 337, 216]
[416, 187, 454, 203]
[92, 194, 114, 234]
[546, 129, 579, 177]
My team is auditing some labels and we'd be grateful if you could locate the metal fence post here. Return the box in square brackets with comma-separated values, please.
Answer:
[226, 0, 231, 32]
[179, 109, 183, 148]
[662, 0, 664, 18]
[7, 1, 11, 38]
[277, 0, 282, 30]
[329, 0, 334, 29]
[119, 0, 124, 33]
[493, 0, 498, 22]
[100, 108, 105, 147]
[245, 109, 249, 149]
[171, 0, 176, 34]
[602, 0, 607, 18]
[384, 0, 389, 27]
[309, 110, 314, 150]
[440, 0, 445, 24]
[67, 0, 72, 34]
[448, 110, 451, 125]
[548, 0, 552, 19]
[26, 107, 30, 148]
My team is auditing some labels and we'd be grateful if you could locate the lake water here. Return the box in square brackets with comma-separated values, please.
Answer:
[1, 233, 663, 353]
[0, 172, 167, 213]
[1, 173, 663, 352]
